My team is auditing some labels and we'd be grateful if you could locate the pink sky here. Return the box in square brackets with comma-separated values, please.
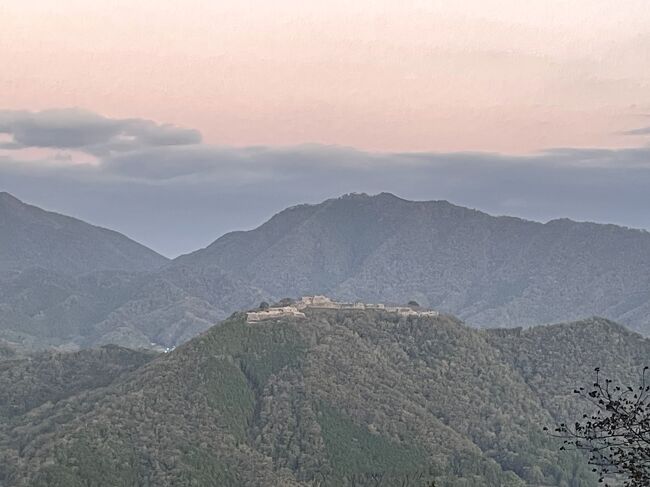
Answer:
[2, 0, 650, 153]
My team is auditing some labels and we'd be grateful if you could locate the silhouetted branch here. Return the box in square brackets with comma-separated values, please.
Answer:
[547, 367, 650, 487]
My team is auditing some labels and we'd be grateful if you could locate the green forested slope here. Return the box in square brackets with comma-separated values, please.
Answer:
[2, 310, 638, 486]
[0, 345, 157, 419]
[485, 318, 650, 421]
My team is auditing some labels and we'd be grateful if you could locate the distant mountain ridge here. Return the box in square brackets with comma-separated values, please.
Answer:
[173, 192, 650, 334]
[0, 192, 175, 350]
[0, 192, 168, 275]
[2, 191, 650, 352]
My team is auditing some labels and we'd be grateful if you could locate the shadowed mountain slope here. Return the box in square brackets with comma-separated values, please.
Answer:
[0, 265, 263, 351]
[0, 192, 167, 275]
[0, 194, 248, 350]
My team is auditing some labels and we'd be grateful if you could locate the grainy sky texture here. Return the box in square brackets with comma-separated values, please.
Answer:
[2, 0, 650, 152]
[1, 1, 650, 256]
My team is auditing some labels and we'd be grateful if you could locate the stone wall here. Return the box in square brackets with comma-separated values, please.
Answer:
[296, 296, 439, 317]
[248, 297, 439, 323]
[247, 306, 306, 323]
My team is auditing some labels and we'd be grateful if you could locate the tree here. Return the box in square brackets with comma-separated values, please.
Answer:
[259, 301, 270, 310]
[407, 301, 420, 308]
[549, 367, 650, 486]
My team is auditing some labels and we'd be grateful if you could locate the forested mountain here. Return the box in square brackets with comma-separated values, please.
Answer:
[0, 192, 167, 275]
[0, 193, 268, 351]
[175, 192, 650, 334]
[485, 318, 650, 420]
[0, 345, 157, 419]
[0, 341, 18, 361]
[3, 191, 650, 352]
[0, 265, 263, 351]
[1, 309, 646, 486]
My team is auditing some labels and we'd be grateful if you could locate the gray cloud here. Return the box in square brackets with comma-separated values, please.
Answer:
[98, 144, 387, 183]
[0, 108, 201, 156]
[623, 126, 650, 136]
[2, 108, 650, 257]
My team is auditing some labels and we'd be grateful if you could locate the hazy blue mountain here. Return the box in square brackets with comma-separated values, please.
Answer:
[3, 191, 650, 353]
[0, 192, 167, 275]
[0, 194, 214, 351]
[3, 309, 646, 486]
[0, 265, 264, 351]
[174, 192, 650, 334]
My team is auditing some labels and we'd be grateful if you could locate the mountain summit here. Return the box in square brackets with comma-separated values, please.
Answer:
[174, 192, 650, 333]
[3, 191, 650, 351]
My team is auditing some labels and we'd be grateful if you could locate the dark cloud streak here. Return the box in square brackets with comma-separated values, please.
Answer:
[0, 108, 201, 157]
[623, 126, 650, 136]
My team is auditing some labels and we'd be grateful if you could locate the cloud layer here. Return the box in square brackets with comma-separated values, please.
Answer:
[2, 108, 650, 257]
[0, 109, 201, 156]
[623, 126, 650, 136]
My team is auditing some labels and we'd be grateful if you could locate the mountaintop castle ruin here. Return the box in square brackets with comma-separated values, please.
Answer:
[246, 295, 439, 323]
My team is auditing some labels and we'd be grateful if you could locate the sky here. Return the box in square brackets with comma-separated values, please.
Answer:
[1, 1, 650, 256]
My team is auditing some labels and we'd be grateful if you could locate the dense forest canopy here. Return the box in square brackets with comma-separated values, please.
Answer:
[1, 309, 647, 486]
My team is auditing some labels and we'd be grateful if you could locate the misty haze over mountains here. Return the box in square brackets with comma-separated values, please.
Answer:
[2, 190, 650, 352]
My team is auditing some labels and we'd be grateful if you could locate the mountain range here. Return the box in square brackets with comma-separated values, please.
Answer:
[0, 192, 167, 275]
[2, 191, 650, 350]
[1, 309, 646, 486]
[176, 192, 650, 331]
[2, 191, 649, 486]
